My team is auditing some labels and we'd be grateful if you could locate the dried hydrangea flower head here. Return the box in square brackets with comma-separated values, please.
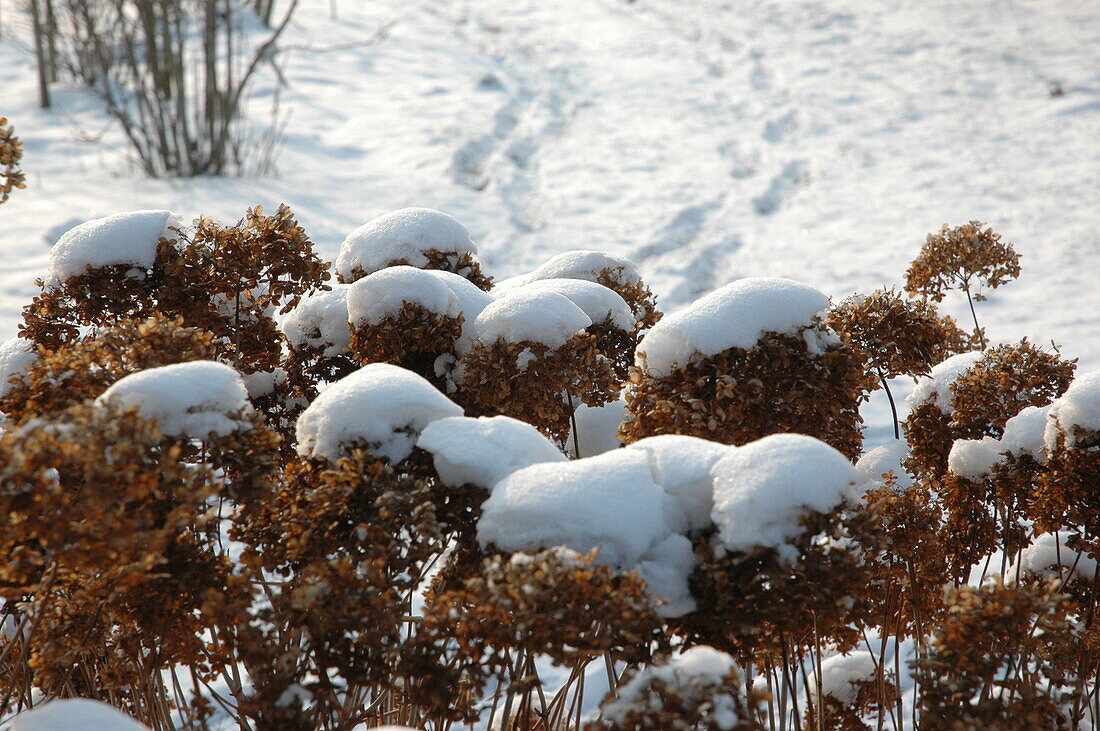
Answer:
[904, 221, 1021, 349]
[0, 315, 218, 421]
[346, 266, 466, 384]
[904, 342, 1074, 480]
[827, 288, 971, 380]
[458, 288, 615, 441]
[0, 117, 26, 205]
[1032, 370, 1100, 552]
[622, 278, 871, 459]
[335, 207, 491, 290]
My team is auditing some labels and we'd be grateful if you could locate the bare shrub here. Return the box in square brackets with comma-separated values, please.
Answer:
[0, 118, 25, 204]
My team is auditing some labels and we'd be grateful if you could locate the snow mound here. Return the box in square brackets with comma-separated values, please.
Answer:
[948, 436, 1006, 481]
[0, 337, 37, 399]
[8, 698, 150, 730]
[471, 289, 591, 350]
[510, 278, 635, 331]
[603, 647, 740, 728]
[280, 285, 352, 356]
[48, 210, 179, 281]
[627, 434, 729, 531]
[906, 351, 984, 414]
[710, 434, 858, 560]
[809, 651, 877, 704]
[479, 448, 695, 614]
[1014, 531, 1098, 581]
[636, 277, 831, 377]
[1046, 369, 1100, 448]
[522, 250, 644, 286]
[96, 361, 251, 438]
[855, 440, 913, 491]
[347, 265, 460, 326]
[295, 363, 462, 463]
[568, 396, 628, 458]
[335, 207, 477, 280]
[1001, 404, 1052, 458]
[416, 415, 565, 489]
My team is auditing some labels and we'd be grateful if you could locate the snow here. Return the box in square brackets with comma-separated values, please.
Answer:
[334, 207, 477, 280]
[7, 698, 150, 730]
[279, 284, 352, 356]
[626, 434, 729, 532]
[470, 288, 591, 350]
[567, 396, 628, 458]
[346, 265, 461, 326]
[906, 351, 984, 414]
[519, 250, 644, 287]
[947, 436, 1005, 481]
[416, 415, 566, 489]
[602, 646, 740, 729]
[508, 278, 635, 331]
[0, 336, 36, 399]
[710, 434, 858, 561]
[1001, 404, 1052, 458]
[95, 361, 252, 438]
[47, 210, 179, 282]
[478, 448, 697, 614]
[808, 651, 878, 704]
[635, 277, 831, 377]
[1045, 369, 1100, 448]
[295, 362, 462, 463]
[479, 449, 683, 567]
[855, 439, 913, 491]
[1013, 532, 1098, 582]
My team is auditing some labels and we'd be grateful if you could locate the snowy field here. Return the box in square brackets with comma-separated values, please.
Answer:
[2, 0, 1099, 446]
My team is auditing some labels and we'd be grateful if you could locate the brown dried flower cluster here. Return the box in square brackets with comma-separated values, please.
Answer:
[0, 117, 25, 205]
[349, 304, 463, 384]
[460, 333, 617, 441]
[621, 328, 872, 460]
[827, 289, 974, 380]
[905, 341, 1075, 480]
[904, 221, 1021, 303]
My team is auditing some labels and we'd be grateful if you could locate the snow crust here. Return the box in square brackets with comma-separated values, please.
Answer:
[602, 646, 740, 729]
[626, 434, 729, 532]
[510, 278, 635, 331]
[416, 415, 565, 489]
[568, 397, 628, 458]
[521, 250, 643, 286]
[8, 698, 150, 730]
[906, 351, 984, 414]
[48, 210, 179, 281]
[335, 208, 477, 280]
[96, 361, 252, 438]
[855, 439, 913, 491]
[0, 337, 36, 399]
[710, 433, 857, 560]
[280, 285, 352, 356]
[1001, 404, 1052, 458]
[346, 265, 460, 326]
[947, 436, 1005, 481]
[1046, 369, 1100, 447]
[295, 363, 462, 463]
[471, 289, 591, 349]
[635, 277, 830, 377]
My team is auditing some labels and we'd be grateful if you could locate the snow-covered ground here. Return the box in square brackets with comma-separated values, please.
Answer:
[2, 0, 1099, 445]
